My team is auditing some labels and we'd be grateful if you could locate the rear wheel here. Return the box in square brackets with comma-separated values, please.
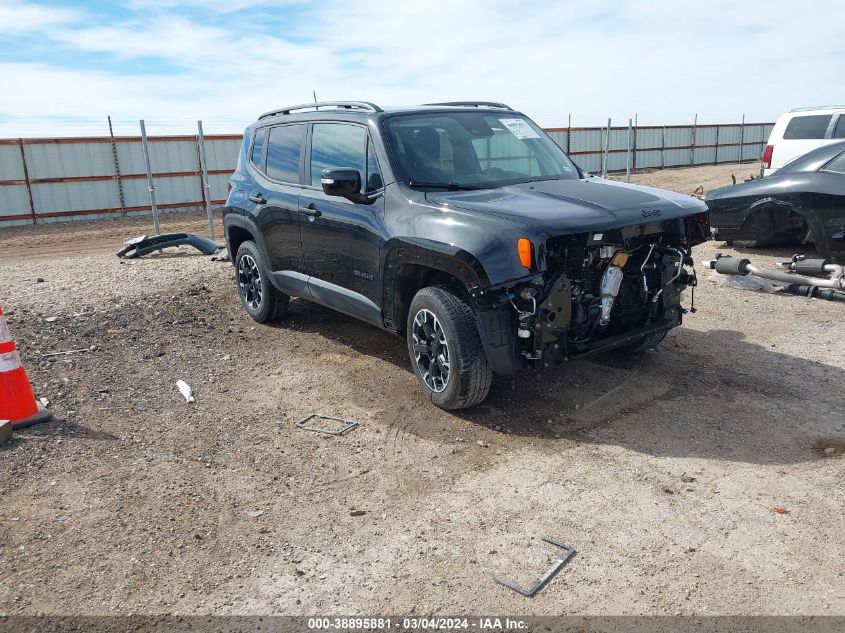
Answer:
[406, 286, 492, 410]
[234, 240, 288, 323]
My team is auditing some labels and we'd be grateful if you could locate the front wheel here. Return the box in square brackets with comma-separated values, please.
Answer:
[406, 286, 492, 410]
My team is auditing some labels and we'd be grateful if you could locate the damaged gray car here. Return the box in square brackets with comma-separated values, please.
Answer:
[707, 141, 845, 261]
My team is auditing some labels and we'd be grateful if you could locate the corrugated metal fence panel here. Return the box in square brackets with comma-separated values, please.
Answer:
[32, 180, 118, 214]
[23, 140, 115, 179]
[0, 185, 31, 225]
[694, 126, 718, 146]
[0, 143, 31, 225]
[665, 127, 693, 150]
[204, 138, 241, 171]
[0, 143, 25, 180]
[544, 130, 567, 152]
[114, 140, 147, 175]
[636, 128, 664, 150]
[635, 149, 662, 169]
[718, 125, 742, 144]
[717, 144, 741, 163]
[693, 147, 716, 164]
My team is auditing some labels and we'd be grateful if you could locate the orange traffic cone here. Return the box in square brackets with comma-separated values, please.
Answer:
[0, 307, 52, 429]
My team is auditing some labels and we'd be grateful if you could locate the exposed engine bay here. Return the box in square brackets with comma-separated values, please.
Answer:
[480, 214, 708, 371]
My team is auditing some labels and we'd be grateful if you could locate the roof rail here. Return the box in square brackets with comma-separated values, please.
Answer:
[259, 101, 382, 120]
[424, 101, 514, 111]
[788, 105, 845, 112]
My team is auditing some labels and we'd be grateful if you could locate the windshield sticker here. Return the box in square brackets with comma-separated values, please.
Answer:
[499, 118, 540, 139]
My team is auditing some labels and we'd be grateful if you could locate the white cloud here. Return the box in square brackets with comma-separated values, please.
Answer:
[0, 0, 844, 136]
[0, 1, 81, 36]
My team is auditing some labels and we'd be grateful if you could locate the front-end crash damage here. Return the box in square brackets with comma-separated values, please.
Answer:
[471, 213, 709, 373]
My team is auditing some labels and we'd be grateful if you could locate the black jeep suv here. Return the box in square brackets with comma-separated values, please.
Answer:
[223, 101, 708, 409]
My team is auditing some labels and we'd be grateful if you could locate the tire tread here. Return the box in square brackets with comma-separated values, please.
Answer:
[408, 286, 492, 409]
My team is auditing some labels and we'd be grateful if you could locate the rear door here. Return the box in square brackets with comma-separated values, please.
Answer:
[251, 123, 307, 273]
[298, 122, 385, 316]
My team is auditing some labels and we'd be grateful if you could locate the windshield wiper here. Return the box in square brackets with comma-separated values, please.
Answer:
[408, 181, 480, 191]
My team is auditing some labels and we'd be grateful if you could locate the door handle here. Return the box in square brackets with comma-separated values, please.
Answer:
[300, 202, 322, 218]
[248, 192, 267, 205]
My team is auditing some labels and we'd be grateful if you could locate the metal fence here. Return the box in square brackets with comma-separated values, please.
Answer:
[545, 120, 774, 174]
[0, 119, 773, 228]
[0, 133, 241, 227]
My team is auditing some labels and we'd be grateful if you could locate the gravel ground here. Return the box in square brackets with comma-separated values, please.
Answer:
[0, 163, 843, 616]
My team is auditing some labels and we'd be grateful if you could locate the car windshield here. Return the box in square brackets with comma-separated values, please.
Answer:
[383, 112, 580, 189]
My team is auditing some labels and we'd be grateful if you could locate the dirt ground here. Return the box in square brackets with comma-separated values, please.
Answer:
[0, 163, 843, 616]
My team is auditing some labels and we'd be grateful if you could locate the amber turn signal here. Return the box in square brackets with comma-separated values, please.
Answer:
[517, 238, 532, 269]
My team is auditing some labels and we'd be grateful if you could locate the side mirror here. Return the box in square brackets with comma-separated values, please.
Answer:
[321, 168, 361, 198]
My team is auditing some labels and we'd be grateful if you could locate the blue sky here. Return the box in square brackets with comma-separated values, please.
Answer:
[1, 0, 843, 137]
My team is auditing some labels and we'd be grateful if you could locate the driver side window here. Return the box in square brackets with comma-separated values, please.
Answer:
[310, 123, 366, 189]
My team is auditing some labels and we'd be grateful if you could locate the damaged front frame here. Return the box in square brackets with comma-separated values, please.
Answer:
[474, 231, 696, 373]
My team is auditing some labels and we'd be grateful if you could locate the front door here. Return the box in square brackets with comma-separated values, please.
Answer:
[299, 123, 385, 312]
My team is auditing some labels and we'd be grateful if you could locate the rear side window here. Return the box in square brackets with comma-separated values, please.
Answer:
[783, 115, 832, 140]
[250, 128, 266, 168]
[310, 123, 366, 188]
[822, 151, 845, 175]
[832, 116, 845, 139]
[266, 124, 306, 183]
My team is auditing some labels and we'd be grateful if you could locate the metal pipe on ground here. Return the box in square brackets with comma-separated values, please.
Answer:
[783, 285, 845, 302]
[701, 256, 845, 291]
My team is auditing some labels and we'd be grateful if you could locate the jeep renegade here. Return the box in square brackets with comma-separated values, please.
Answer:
[223, 101, 709, 409]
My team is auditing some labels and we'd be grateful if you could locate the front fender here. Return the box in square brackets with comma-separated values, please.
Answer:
[380, 239, 527, 375]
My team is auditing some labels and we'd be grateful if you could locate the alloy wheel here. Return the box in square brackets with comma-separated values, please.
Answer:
[238, 254, 262, 311]
[411, 308, 450, 393]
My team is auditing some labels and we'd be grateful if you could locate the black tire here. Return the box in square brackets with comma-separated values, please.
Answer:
[234, 240, 289, 323]
[619, 329, 667, 354]
[406, 286, 492, 410]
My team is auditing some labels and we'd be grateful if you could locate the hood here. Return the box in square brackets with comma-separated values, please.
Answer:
[426, 176, 706, 236]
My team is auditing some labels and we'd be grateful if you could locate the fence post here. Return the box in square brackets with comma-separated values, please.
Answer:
[660, 126, 666, 169]
[714, 124, 720, 165]
[738, 114, 745, 164]
[690, 113, 697, 167]
[632, 113, 638, 174]
[566, 113, 571, 155]
[17, 139, 37, 225]
[602, 118, 611, 178]
[625, 118, 632, 182]
[108, 115, 126, 215]
[139, 120, 160, 235]
[196, 120, 215, 241]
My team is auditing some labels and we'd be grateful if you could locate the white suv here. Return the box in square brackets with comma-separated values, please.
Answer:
[762, 106, 845, 177]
